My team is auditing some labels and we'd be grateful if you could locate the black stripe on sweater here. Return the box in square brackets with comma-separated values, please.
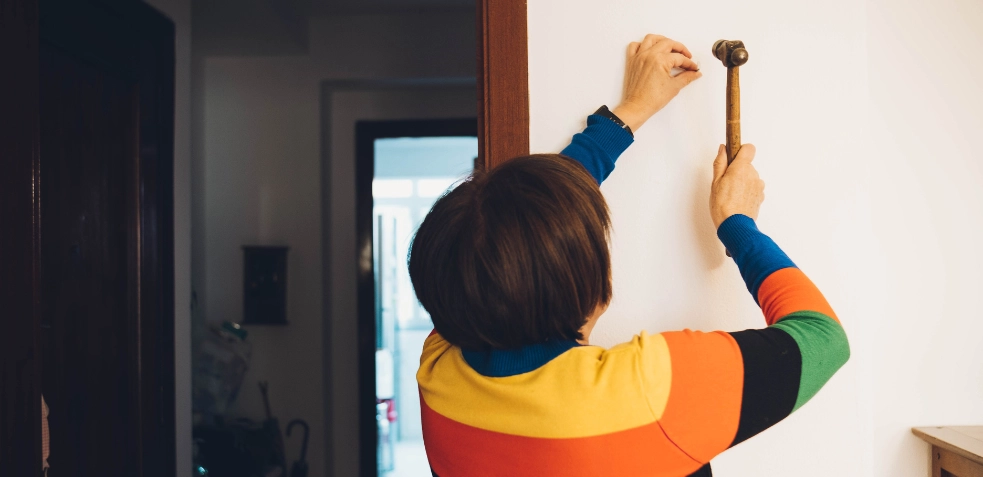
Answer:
[728, 326, 802, 447]
[687, 462, 713, 476]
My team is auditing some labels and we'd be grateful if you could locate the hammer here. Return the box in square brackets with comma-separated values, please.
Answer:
[713, 40, 749, 257]
[712, 40, 749, 164]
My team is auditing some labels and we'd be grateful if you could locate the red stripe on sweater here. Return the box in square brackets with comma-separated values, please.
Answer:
[420, 395, 702, 477]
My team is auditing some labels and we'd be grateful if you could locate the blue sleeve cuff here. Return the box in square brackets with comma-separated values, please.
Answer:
[560, 114, 634, 184]
[717, 214, 797, 303]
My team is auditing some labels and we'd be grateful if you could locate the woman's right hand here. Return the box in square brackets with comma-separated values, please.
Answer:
[710, 144, 765, 229]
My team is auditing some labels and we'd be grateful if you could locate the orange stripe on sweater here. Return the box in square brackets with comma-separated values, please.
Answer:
[757, 267, 839, 325]
[421, 396, 703, 477]
[658, 330, 743, 463]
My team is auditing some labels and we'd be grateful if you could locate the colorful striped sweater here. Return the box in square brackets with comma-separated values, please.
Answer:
[417, 114, 850, 477]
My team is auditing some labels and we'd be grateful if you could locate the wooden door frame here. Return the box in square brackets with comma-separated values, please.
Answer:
[0, 1, 42, 475]
[477, 0, 530, 169]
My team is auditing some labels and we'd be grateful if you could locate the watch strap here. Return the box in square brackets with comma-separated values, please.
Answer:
[593, 105, 633, 137]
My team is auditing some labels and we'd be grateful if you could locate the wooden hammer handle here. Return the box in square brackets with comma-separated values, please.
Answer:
[724, 66, 741, 257]
[726, 66, 741, 164]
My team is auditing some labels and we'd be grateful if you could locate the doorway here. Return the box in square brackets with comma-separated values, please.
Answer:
[355, 119, 478, 477]
[1, 0, 530, 475]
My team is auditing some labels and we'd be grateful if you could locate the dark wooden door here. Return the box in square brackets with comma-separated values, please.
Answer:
[0, 0, 43, 475]
[39, 37, 144, 477]
[38, 0, 175, 475]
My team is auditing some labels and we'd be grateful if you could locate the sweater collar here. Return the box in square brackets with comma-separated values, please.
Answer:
[461, 339, 581, 377]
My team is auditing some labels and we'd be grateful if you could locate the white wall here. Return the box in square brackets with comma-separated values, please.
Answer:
[866, 0, 983, 475]
[204, 54, 327, 477]
[529, 1, 983, 476]
[142, 0, 193, 475]
[200, 12, 474, 477]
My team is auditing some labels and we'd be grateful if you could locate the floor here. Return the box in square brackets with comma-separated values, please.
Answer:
[384, 440, 431, 477]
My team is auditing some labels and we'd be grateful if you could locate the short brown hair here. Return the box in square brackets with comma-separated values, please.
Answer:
[408, 154, 612, 350]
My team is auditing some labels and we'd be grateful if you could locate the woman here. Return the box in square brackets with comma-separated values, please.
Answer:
[409, 34, 849, 477]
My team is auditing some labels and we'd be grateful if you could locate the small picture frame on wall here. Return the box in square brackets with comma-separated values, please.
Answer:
[243, 246, 289, 325]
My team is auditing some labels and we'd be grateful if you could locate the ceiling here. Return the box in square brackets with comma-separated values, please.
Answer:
[310, 0, 473, 15]
[193, 0, 473, 56]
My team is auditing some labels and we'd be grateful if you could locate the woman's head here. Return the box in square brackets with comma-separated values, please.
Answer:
[409, 154, 612, 350]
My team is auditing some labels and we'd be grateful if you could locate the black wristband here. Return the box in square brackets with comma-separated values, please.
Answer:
[593, 105, 633, 137]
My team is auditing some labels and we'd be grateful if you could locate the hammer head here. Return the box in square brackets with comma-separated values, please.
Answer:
[712, 40, 749, 68]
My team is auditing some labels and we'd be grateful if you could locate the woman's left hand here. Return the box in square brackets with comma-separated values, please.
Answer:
[613, 34, 702, 132]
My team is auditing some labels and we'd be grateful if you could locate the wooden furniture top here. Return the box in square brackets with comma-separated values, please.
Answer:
[913, 426, 983, 465]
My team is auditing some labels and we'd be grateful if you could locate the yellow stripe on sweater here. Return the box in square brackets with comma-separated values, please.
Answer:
[417, 332, 673, 439]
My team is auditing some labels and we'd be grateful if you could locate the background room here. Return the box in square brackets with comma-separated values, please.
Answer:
[189, 1, 475, 476]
